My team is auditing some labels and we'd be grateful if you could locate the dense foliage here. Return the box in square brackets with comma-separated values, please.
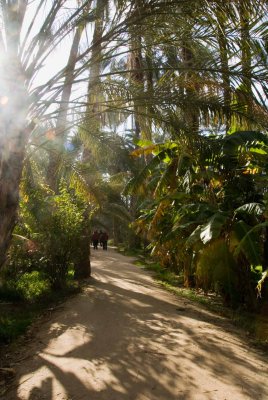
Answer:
[0, 0, 267, 325]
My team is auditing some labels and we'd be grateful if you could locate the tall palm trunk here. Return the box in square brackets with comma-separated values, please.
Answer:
[238, 0, 253, 121]
[75, 0, 107, 278]
[129, 33, 144, 141]
[0, 124, 29, 268]
[74, 207, 91, 278]
[46, 25, 85, 192]
[181, 36, 200, 286]
[84, 0, 106, 127]
[0, 0, 31, 269]
[127, 1, 150, 248]
[216, 7, 231, 131]
[181, 42, 200, 138]
[43, 3, 93, 278]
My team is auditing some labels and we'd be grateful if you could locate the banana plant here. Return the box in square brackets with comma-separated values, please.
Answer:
[127, 129, 268, 307]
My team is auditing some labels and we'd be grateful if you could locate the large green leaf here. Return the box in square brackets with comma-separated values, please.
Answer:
[123, 150, 167, 195]
[200, 212, 229, 244]
[185, 211, 229, 247]
[235, 202, 265, 216]
[186, 225, 203, 248]
[233, 221, 266, 265]
[222, 131, 268, 169]
[103, 203, 132, 222]
[257, 269, 268, 297]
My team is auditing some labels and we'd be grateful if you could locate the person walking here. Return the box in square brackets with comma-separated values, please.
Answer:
[99, 230, 103, 247]
[91, 230, 99, 250]
[100, 231, 108, 250]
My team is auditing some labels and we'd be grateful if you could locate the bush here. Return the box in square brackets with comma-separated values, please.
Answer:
[7, 180, 90, 289]
[16, 271, 51, 302]
[196, 239, 239, 305]
[0, 315, 32, 343]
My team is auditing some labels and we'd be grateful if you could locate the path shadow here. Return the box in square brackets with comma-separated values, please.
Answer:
[3, 249, 268, 400]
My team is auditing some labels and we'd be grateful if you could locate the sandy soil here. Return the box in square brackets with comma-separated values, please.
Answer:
[1, 247, 268, 400]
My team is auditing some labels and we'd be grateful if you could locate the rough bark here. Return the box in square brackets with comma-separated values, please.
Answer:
[74, 0, 107, 279]
[74, 210, 91, 279]
[46, 27, 84, 192]
[0, 1, 30, 269]
[216, 7, 231, 130]
[129, 33, 144, 141]
[0, 95, 32, 268]
[238, 0, 253, 122]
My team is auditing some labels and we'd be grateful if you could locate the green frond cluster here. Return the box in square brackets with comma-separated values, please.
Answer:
[1, 0, 268, 313]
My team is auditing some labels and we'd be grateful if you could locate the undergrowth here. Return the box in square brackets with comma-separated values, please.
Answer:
[0, 279, 80, 345]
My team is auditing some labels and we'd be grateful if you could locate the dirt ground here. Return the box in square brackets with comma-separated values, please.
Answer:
[1, 247, 268, 400]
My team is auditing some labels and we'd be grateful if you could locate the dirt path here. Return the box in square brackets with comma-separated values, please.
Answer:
[2, 248, 268, 400]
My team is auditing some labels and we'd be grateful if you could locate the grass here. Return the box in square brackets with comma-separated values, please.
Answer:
[0, 312, 33, 344]
[0, 281, 80, 345]
[117, 245, 144, 258]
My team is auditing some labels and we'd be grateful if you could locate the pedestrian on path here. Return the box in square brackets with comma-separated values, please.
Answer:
[91, 230, 99, 250]
[100, 231, 108, 250]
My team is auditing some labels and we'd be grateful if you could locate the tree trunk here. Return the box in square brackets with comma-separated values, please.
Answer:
[238, 0, 253, 123]
[74, 209, 91, 279]
[84, 0, 106, 124]
[181, 41, 200, 138]
[237, 254, 258, 311]
[129, 33, 144, 141]
[0, 147, 24, 267]
[183, 252, 195, 288]
[46, 26, 84, 192]
[216, 7, 231, 131]
[0, 1, 30, 269]
[74, 0, 107, 278]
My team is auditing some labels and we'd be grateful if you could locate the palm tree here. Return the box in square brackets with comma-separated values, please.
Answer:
[0, 0, 130, 268]
[122, 0, 268, 306]
[0, 0, 98, 269]
[46, 9, 90, 192]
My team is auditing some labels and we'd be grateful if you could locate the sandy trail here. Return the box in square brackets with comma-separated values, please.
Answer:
[2, 247, 268, 400]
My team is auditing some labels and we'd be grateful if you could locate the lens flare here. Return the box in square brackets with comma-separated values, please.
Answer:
[46, 129, 56, 140]
[0, 96, 9, 106]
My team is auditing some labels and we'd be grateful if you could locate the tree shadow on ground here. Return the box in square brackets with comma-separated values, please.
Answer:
[3, 250, 268, 400]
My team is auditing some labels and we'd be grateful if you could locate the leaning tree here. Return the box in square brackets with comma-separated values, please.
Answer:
[0, 0, 95, 268]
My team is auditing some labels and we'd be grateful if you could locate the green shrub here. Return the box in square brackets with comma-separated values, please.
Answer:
[7, 180, 89, 289]
[0, 315, 32, 343]
[16, 271, 51, 302]
[196, 239, 239, 305]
